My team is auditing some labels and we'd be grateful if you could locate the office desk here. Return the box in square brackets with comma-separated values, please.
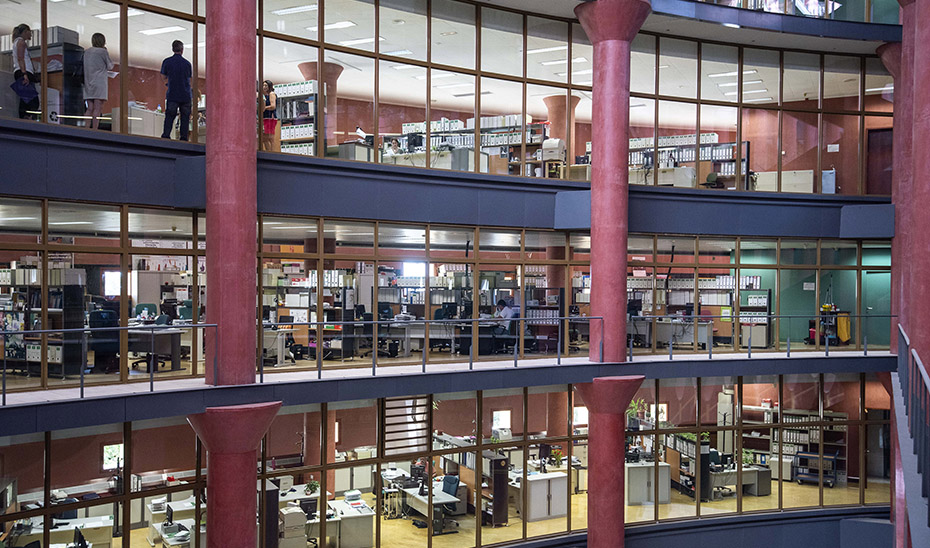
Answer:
[385, 322, 423, 357]
[456, 323, 500, 356]
[10, 516, 114, 548]
[627, 318, 653, 346]
[263, 328, 296, 366]
[306, 511, 341, 548]
[710, 466, 772, 496]
[505, 472, 568, 522]
[128, 329, 183, 371]
[146, 498, 201, 546]
[277, 488, 329, 509]
[328, 499, 374, 548]
[159, 519, 205, 548]
[629, 166, 696, 187]
[625, 461, 671, 505]
[654, 319, 713, 349]
[382, 149, 485, 172]
[401, 487, 459, 518]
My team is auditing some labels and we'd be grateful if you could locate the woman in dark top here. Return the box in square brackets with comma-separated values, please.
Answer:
[261, 80, 278, 151]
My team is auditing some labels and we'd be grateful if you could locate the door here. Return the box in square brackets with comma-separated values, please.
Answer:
[862, 271, 891, 348]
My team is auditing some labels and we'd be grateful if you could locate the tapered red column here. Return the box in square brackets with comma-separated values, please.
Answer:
[574, 376, 645, 548]
[876, 42, 905, 353]
[187, 402, 282, 548]
[298, 62, 344, 147]
[575, 0, 651, 362]
[205, 0, 257, 385]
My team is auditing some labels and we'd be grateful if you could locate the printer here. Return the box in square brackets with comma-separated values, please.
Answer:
[541, 138, 566, 162]
[279, 506, 307, 548]
[344, 489, 363, 502]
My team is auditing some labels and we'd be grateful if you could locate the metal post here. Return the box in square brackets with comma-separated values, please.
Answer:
[557, 319, 562, 365]
[864, 334, 868, 356]
[513, 334, 518, 368]
[317, 324, 323, 379]
[748, 322, 752, 359]
[372, 321, 377, 376]
[81, 331, 87, 399]
[825, 331, 830, 357]
[708, 331, 712, 359]
[469, 337, 473, 371]
[629, 333, 633, 362]
[787, 335, 791, 358]
[149, 326, 155, 392]
[669, 335, 673, 360]
[258, 327, 264, 384]
[213, 327, 219, 386]
[787, 317, 791, 358]
[423, 323, 428, 373]
[599, 319, 604, 363]
[3, 333, 7, 406]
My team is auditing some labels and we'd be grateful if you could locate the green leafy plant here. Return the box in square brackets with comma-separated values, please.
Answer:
[626, 398, 647, 418]
[304, 480, 320, 495]
[742, 449, 755, 466]
[550, 447, 564, 465]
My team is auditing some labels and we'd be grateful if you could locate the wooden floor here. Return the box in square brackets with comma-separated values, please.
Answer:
[114, 479, 888, 548]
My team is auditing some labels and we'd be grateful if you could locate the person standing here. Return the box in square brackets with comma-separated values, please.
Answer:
[160, 40, 192, 141]
[82, 33, 114, 130]
[260, 80, 278, 151]
[11, 24, 39, 120]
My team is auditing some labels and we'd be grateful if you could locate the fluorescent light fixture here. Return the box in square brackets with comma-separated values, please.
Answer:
[724, 88, 769, 96]
[865, 85, 893, 92]
[269, 226, 316, 230]
[140, 26, 187, 36]
[708, 69, 758, 78]
[630, 103, 647, 108]
[434, 82, 474, 89]
[540, 57, 587, 66]
[555, 68, 593, 77]
[50, 0, 70, 3]
[49, 221, 94, 226]
[717, 79, 763, 88]
[722, 23, 741, 28]
[392, 64, 422, 71]
[383, 49, 413, 56]
[453, 91, 492, 98]
[440, 31, 457, 36]
[744, 96, 775, 103]
[96, 8, 143, 19]
[526, 45, 568, 55]
[184, 42, 207, 48]
[416, 73, 454, 80]
[658, 65, 670, 69]
[306, 20, 356, 32]
[574, 81, 592, 86]
[263, 222, 284, 225]
[339, 36, 383, 47]
[0, 217, 37, 221]
[271, 4, 317, 15]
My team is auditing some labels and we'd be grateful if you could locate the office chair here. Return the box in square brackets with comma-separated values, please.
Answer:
[134, 303, 158, 319]
[131, 314, 171, 370]
[435, 475, 460, 534]
[52, 497, 79, 519]
[429, 308, 452, 353]
[22, 542, 41, 548]
[89, 309, 119, 373]
[494, 313, 520, 354]
[708, 449, 733, 500]
[359, 313, 395, 358]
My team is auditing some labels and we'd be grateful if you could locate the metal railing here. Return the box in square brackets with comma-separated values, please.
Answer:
[896, 324, 930, 528]
[626, 313, 895, 361]
[698, 0, 898, 23]
[258, 315, 605, 382]
[1, 323, 218, 405]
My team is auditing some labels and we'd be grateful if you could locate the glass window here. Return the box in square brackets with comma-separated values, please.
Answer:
[526, 16, 568, 83]
[428, 70, 476, 171]
[571, 23, 593, 87]
[779, 268, 817, 351]
[0, 198, 41, 244]
[262, 216, 319, 253]
[822, 113, 861, 195]
[657, 236, 695, 263]
[525, 231, 565, 261]
[526, 84, 566, 179]
[743, 108, 780, 192]
[1, 7, 42, 122]
[131, 416, 197, 492]
[629, 97, 656, 185]
[268, 403, 322, 468]
[0, 432, 45, 510]
[428, 226, 475, 260]
[862, 241, 891, 267]
[46, 0, 121, 131]
[323, 220, 374, 255]
[48, 202, 120, 247]
[820, 269, 858, 345]
[264, 0, 320, 41]
[479, 229, 520, 261]
[865, 115, 893, 195]
[492, 409, 512, 429]
[322, 51, 375, 159]
[743, 48, 780, 107]
[701, 44, 738, 103]
[324, 0, 375, 52]
[631, 34, 656, 95]
[50, 423, 123, 498]
[656, 101, 697, 188]
[329, 399, 378, 460]
[784, 52, 820, 105]
[781, 110, 819, 194]
[379, 0, 426, 61]
[658, 38, 697, 99]
[864, 58, 893, 112]
[738, 268, 776, 351]
[430, 0, 475, 69]
[478, 77, 524, 176]
[432, 392, 476, 447]
[821, 241, 857, 266]
[129, 208, 194, 243]
[263, 38, 319, 157]
[700, 104, 742, 189]
[481, 8, 522, 77]
[871, 0, 900, 23]
[780, 240, 818, 264]
[378, 60, 426, 166]
[569, 232, 589, 262]
[824, 55, 860, 111]
[378, 223, 425, 259]
[126, 11, 194, 139]
[831, 0, 867, 22]
[740, 240, 777, 265]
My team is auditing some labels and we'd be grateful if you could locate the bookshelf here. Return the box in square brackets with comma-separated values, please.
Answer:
[275, 80, 318, 156]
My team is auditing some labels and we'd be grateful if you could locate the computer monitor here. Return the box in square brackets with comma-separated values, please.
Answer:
[378, 303, 394, 319]
[73, 527, 87, 548]
[627, 299, 643, 316]
[299, 498, 318, 517]
[406, 132, 424, 152]
[442, 302, 457, 319]
[538, 443, 552, 462]
[166, 504, 174, 524]
[410, 463, 426, 481]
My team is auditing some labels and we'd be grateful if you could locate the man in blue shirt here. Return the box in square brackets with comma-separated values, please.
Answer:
[160, 40, 192, 141]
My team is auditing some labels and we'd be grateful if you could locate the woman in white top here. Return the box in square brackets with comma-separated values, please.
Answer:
[83, 33, 114, 130]
[11, 23, 39, 120]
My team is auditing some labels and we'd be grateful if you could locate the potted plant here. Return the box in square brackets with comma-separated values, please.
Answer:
[626, 398, 646, 429]
[550, 447, 564, 466]
[304, 480, 320, 496]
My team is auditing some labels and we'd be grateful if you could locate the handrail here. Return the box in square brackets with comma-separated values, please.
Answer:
[895, 322, 930, 532]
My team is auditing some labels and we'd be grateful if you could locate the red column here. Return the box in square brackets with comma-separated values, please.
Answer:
[575, 0, 651, 362]
[187, 402, 282, 548]
[543, 95, 581, 142]
[298, 62, 345, 147]
[574, 376, 645, 548]
[876, 42, 904, 353]
[205, 0, 257, 385]
[908, 0, 930, 366]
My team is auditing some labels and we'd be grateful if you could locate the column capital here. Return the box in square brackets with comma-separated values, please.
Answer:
[188, 401, 282, 454]
[574, 375, 645, 415]
[897, 0, 914, 7]
[876, 42, 902, 78]
[575, 0, 652, 44]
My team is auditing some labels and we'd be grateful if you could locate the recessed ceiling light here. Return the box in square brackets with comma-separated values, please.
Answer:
[416, 73, 455, 80]
[440, 31, 457, 36]
[306, 20, 356, 32]
[744, 96, 775, 102]
[540, 57, 587, 66]
[453, 91, 491, 98]
[554, 69, 593, 77]
[866, 85, 893, 92]
[271, 4, 318, 15]
[140, 26, 187, 36]
[709, 69, 758, 78]
[49, 221, 94, 226]
[435, 82, 474, 89]
[393, 65, 422, 71]
[630, 103, 647, 108]
[392, 19, 405, 25]
[722, 23, 740, 28]
[717, 79, 763, 87]
[96, 8, 142, 19]
[184, 42, 207, 48]
[658, 65, 670, 69]
[0, 217, 37, 221]
[383, 49, 413, 56]
[269, 226, 317, 230]
[574, 81, 592, 86]
[526, 45, 568, 55]
[725, 88, 769, 96]
[339, 36, 383, 47]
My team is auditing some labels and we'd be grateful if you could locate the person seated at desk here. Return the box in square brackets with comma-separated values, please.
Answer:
[492, 300, 515, 337]
[386, 138, 402, 156]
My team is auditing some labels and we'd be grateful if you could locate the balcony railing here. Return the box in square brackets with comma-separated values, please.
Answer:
[698, 0, 900, 24]
[895, 324, 930, 531]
